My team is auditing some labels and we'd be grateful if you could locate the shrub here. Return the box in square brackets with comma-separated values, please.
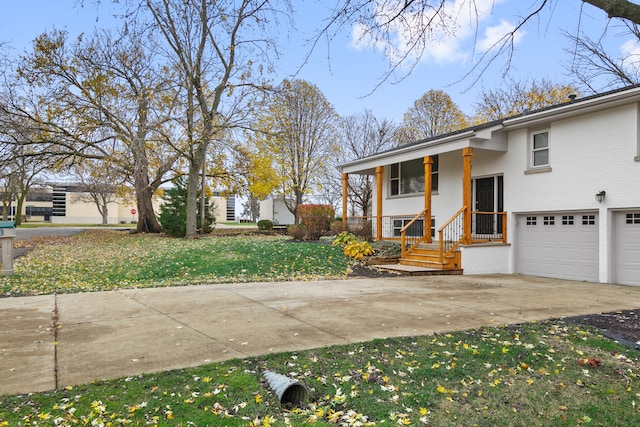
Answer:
[330, 220, 347, 235]
[287, 224, 308, 240]
[298, 204, 335, 240]
[257, 219, 273, 231]
[159, 176, 215, 237]
[348, 219, 373, 241]
[343, 241, 374, 259]
[332, 231, 358, 247]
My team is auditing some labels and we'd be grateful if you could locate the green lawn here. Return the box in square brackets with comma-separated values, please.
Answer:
[2, 230, 640, 425]
[0, 230, 349, 296]
[1, 322, 639, 426]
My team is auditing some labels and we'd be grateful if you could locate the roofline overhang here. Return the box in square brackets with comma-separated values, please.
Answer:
[340, 124, 504, 175]
[503, 85, 640, 129]
[340, 85, 640, 175]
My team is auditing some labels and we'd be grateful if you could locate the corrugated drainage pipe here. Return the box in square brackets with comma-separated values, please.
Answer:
[263, 370, 309, 406]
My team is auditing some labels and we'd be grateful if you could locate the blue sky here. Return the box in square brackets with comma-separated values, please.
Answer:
[2, 0, 637, 122]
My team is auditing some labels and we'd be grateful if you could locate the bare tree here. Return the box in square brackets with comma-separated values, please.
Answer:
[69, 160, 126, 225]
[338, 110, 396, 216]
[565, 22, 640, 92]
[142, 0, 289, 238]
[0, 113, 55, 225]
[318, 1, 640, 88]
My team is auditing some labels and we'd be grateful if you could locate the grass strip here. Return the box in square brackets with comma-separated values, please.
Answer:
[1, 321, 639, 426]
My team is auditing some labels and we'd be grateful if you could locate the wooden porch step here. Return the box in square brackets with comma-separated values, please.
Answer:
[375, 263, 463, 276]
[400, 258, 452, 269]
[401, 247, 461, 270]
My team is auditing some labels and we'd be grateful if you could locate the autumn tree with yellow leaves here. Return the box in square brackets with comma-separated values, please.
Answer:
[473, 78, 579, 122]
[395, 89, 469, 145]
[249, 79, 340, 222]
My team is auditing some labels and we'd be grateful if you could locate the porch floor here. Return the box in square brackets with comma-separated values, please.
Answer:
[374, 263, 463, 276]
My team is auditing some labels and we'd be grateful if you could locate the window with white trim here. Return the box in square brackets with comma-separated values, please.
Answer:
[531, 131, 549, 168]
[389, 155, 439, 196]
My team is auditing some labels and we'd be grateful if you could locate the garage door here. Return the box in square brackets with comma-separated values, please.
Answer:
[517, 213, 599, 282]
[614, 212, 640, 286]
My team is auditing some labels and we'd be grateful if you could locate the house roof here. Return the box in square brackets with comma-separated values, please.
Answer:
[340, 84, 640, 175]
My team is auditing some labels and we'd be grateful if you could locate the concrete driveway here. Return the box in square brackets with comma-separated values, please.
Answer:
[2, 274, 640, 395]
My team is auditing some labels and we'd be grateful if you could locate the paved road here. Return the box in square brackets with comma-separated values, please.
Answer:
[3, 274, 640, 395]
[13, 227, 87, 241]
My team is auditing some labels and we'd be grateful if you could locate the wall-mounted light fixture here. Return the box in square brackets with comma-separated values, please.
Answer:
[595, 190, 606, 203]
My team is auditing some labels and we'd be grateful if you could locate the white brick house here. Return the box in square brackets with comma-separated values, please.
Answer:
[339, 85, 640, 286]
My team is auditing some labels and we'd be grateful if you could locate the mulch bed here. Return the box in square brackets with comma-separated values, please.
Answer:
[565, 309, 640, 350]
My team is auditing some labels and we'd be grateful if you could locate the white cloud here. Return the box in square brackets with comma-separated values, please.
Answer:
[349, 0, 520, 66]
[620, 38, 640, 56]
[620, 38, 640, 72]
[477, 19, 524, 52]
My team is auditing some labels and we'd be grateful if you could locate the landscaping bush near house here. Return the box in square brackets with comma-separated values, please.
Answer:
[329, 219, 347, 235]
[257, 219, 273, 231]
[286, 223, 307, 241]
[343, 240, 374, 259]
[349, 219, 373, 241]
[332, 231, 358, 247]
[298, 204, 335, 240]
[332, 231, 374, 260]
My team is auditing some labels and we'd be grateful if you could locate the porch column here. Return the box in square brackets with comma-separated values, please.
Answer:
[423, 156, 433, 243]
[341, 173, 348, 228]
[376, 166, 383, 240]
[462, 147, 473, 245]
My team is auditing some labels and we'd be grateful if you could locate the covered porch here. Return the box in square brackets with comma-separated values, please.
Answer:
[339, 127, 509, 272]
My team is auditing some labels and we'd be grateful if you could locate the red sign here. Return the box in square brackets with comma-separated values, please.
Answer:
[131, 209, 137, 215]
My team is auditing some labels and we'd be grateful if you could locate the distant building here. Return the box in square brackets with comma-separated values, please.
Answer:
[20, 184, 142, 224]
[19, 185, 235, 225]
[259, 197, 295, 225]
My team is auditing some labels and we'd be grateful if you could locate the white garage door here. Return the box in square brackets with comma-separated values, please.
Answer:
[614, 211, 640, 286]
[517, 213, 599, 282]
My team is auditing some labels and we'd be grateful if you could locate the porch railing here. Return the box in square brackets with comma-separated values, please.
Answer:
[400, 208, 430, 259]
[471, 211, 508, 243]
[346, 209, 507, 265]
[345, 214, 432, 241]
[438, 206, 467, 264]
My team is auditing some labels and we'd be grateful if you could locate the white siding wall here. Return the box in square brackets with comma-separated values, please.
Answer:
[501, 105, 640, 281]
[370, 101, 640, 282]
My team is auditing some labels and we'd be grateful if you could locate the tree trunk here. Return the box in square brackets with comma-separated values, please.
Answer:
[101, 200, 109, 225]
[132, 152, 161, 233]
[185, 152, 202, 239]
[14, 195, 26, 226]
[135, 184, 161, 233]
